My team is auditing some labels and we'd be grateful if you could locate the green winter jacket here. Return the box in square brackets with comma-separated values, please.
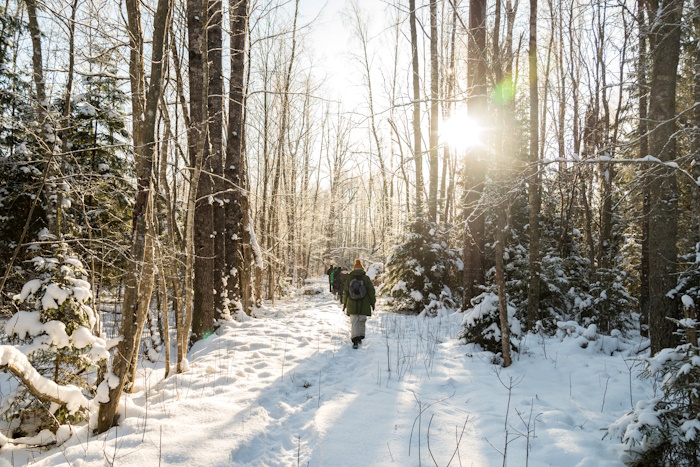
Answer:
[343, 269, 376, 316]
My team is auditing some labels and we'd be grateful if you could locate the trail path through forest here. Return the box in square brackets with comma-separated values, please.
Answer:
[2, 278, 641, 466]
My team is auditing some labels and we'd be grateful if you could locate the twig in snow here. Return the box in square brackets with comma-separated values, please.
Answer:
[446, 416, 470, 467]
[427, 414, 438, 467]
[601, 376, 610, 412]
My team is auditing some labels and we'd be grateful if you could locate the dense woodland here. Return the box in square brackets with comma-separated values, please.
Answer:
[0, 0, 699, 461]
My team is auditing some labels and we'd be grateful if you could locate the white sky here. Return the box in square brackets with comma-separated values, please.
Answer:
[298, 0, 392, 111]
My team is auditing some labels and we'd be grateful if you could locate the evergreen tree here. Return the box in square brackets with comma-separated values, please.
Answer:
[0, 6, 46, 298]
[3, 234, 109, 435]
[383, 218, 462, 315]
[58, 51, 133, 288]
[607, 338, 700, 465]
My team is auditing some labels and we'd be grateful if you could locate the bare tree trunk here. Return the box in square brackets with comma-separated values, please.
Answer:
[440, 4, 456, 224]
[646, 0, 682, 354]
[267, 0, 299, 302]
[189, 0, 216, 343]
[155, 241, 170, 378]
[694, 0, 700, 247]
[409, 0, 423, 213]
[209, 0, 225, 321]
[526, 0, 541, 330]
[158, 96, 185, 366]
[462, 0, 487, 309]
[493, 0, 514, 368]
[224, 0, 249, 314]
[97, 0, 170, 433]
[26, 0, 60, 237]
[259, 62, 271, 300]
[428, 0, 439, 222]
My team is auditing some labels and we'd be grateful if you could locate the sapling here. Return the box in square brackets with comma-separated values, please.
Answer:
[621, 354, 640, 409]
[512, 399, 540, 467]
[4, 243, 109, 435]
[485, 369, 524, 467]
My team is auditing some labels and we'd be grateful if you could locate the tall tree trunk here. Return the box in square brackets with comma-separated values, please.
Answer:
[26, 0, 60, 237]
[440, 3, 457, 224]
[225, 0, 249, 315]
[267, 0, 299, 302]
[189, 0, 215, 343]
[462, 0, 487, 309]
[409, 0, 423, 213]
[97, 0, 170, 432]
[209, 0, 225, 321]
[646, 0, 682, 354]
[428, 0, 439, 222]
[694, 0, 700, 247]
[258, 62, 271, 300]
[493, 0, 514, 368]
[526, 0, 541, 330]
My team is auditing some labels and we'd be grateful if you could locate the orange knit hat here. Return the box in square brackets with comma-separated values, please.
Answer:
[353, 259, 364, 270]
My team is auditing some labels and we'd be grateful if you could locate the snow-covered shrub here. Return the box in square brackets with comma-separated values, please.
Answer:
[607, 340, 700, 466]
[580, 267, 635, 334]
[365, 262, 384, 283]
[382, 218, 462, 315]
[459, 292, 522, 355]
[3, 242, 108, 435]
[671, 242, 700, 323]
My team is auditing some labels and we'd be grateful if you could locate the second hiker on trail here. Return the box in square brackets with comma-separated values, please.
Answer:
[343, 259, 376, 349]
[326, 264, 334, 292]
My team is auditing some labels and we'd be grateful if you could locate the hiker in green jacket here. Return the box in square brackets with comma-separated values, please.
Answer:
[343, 259, 376, 349]
[326, 265, 334, 292]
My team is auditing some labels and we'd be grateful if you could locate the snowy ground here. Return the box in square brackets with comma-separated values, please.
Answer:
[1, 278, 652, 466]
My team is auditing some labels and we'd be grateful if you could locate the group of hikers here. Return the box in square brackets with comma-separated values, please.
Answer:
[326, 260, 376, 349]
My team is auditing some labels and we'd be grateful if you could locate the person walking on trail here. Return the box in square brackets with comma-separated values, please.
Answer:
[330, 266, 338, 294]
[326, 265, 334, 292]
[332, 266, 343, 298]
[343, 259, 375, 349]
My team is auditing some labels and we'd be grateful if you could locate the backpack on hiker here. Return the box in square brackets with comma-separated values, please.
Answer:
[347, 277, 367, 301]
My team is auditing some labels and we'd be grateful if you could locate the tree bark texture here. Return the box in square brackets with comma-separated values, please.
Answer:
[462, 0, 487, 309]
[97, 0, 170, 433]
[224, 0, 249, 315]
[428, 0, 439, 222]
[646, 0, 682, 354]
[409, 0, 423, 213]
[25, 0, 60, 237]
[208, 0, 225, 321]
[189, 0, 215, 343]
[526, 0, 541, 329]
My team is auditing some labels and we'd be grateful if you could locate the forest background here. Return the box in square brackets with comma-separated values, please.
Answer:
[0, 0, 699, 461]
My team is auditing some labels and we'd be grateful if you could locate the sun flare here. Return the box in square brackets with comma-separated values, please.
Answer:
[440, 110, 483, 150]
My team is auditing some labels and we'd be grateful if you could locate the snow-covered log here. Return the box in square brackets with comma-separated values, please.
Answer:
[0, 345, 89, 414]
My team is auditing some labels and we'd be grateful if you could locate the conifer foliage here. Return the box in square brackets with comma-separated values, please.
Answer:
[383, 218, 462, 315]
[3, 235, 108, 435]
[608, 337, 700, 466]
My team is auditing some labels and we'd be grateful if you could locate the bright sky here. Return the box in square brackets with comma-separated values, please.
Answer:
[298, 0, 389, 111]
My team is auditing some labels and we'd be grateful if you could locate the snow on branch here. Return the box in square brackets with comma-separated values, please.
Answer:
[0, 345, 89, 414]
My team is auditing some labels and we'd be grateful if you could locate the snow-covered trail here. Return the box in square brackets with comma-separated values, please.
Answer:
[1, 278, 644, 466]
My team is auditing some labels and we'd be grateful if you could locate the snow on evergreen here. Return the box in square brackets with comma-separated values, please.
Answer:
[1, 244, 109, 437]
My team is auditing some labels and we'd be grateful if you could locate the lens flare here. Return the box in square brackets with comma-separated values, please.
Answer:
[440, 109, 483, 150]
